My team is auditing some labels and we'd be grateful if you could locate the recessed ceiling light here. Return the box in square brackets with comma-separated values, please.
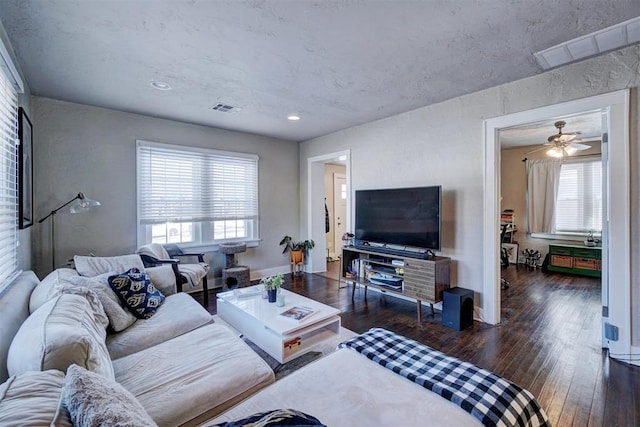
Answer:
[150, 81, 171, 90]
[287, 114, 300, 121]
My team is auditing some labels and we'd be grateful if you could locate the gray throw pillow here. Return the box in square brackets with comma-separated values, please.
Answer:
[63, 364, 157, 427]
[70, 274, 137, 332]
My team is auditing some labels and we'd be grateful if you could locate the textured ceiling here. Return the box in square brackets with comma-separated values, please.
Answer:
[500, 111, 603, 149]
[1, 1, 638, 142]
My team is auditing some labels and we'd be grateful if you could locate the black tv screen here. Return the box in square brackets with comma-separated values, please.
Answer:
[355, 186, 441, 251]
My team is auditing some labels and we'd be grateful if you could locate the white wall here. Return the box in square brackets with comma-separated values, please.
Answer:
[32, 97, 300, 281]
[300, 45, 640, 342]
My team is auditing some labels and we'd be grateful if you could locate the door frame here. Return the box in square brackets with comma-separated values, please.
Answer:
[306, 150, 351, 273]
[332, 172, 347, 259]
[483, 90, 631, 363]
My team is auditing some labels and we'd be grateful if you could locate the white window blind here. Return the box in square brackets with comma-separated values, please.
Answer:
[555, 159, 602, 233]
[137, 140, 259, 246]
[0, 64, 18, 289]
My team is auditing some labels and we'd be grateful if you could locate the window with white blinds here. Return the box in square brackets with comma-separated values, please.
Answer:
[555, 159, 602, 234]
[0, 65, 19, 289]
[137, 140, 259, 246]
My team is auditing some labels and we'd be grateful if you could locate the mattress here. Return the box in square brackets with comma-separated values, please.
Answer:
[206, 348, 481, 427]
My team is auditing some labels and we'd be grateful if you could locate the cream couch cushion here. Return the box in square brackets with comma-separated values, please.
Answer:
[113, 323, 274, 426]
[29, 268, 78, 313]
[210, 349, 482, 427]
[74, 254, 145, 277]
[0, 271, 39, 383]
[70, 274, 137, 332]
[145, 265, 177, 296]
[28, 268, 110, 329]
[0, 370, 72, 427]
[107, 292, 213, 359]
[7, 294, 114, 380]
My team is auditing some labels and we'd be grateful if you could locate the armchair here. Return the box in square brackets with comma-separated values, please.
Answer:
[137, 244, 210, 306]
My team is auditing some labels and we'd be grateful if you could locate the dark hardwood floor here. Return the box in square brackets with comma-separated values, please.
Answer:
[193, 263, 640, 427]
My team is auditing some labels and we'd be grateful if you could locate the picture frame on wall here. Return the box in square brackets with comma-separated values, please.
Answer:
[502, 242, 519, 264]
[18, 107, 33, 229]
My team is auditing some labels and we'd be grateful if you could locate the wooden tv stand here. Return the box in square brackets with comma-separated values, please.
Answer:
[340, 246, 450, 322]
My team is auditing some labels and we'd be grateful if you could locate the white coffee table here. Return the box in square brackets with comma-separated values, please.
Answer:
[217, 286, 341, 363]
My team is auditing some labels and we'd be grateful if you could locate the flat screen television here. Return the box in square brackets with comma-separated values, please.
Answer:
[355, 186, 441, 252]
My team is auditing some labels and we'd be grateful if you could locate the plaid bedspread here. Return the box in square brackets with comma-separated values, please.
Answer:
[338, 328, 550, 427]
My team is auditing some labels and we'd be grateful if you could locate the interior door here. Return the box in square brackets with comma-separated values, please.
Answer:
[333, 173, 347, 258]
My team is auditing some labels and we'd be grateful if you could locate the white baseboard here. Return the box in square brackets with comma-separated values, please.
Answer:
[250, 265, 290, 281]
[616, 345, 640, 367]
[474, 306, 483, 323]
[631, 346, 640, 367]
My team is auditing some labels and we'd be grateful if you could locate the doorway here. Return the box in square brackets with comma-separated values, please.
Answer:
[306, 150, 351, 276]
[498, 111, 605, 350]
[483, 90, 631, 364]
[332, 172, 347, 258]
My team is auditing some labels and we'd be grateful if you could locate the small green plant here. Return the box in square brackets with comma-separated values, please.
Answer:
[261, 273, 284, 290]
[279, 236, 315, 254]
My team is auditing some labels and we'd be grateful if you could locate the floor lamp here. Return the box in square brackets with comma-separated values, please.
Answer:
[38, 192, 101, 270]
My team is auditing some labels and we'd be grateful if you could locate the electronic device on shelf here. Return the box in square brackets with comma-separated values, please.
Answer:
[368, 273, 403, 289]
[354, 186, 441, 259]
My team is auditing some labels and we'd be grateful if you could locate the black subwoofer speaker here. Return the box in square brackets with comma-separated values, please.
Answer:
[442, 287, 474, 331]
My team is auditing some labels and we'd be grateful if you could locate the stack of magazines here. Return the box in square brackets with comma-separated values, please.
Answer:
[279, 306, 315, 322]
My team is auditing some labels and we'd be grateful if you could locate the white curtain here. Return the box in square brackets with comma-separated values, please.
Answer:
[526, 159, 562, 233]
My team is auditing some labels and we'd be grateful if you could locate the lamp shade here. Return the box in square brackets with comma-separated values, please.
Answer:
[69, 192, 100, 214]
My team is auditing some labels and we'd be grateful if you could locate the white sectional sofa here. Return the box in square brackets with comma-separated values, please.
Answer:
[0, 256, 550, 427]
[0, 259, 275, 427]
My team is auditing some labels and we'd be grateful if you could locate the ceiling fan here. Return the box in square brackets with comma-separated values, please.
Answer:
[525, 120, 591, 158]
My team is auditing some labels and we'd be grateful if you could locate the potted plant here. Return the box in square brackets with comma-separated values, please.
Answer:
[280, 236, 316, 276]
[279, 236, 316, 266]
[261, 274, 284, 303]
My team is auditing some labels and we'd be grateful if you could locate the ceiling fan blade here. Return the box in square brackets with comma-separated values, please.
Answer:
[570, 142, 591, 150]
[524, 145, 549, 155]
[549, 133, 578, 144]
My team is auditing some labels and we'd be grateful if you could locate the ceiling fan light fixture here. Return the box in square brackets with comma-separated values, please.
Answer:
[546, 147, 564, 158]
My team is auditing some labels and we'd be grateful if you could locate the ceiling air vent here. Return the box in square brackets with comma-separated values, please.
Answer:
[210, 103, 240, 113]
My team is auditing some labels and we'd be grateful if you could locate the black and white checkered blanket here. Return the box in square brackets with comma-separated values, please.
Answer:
[338, 328, 550, 427]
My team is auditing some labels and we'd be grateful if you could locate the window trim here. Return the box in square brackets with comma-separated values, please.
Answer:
[529, 155, 602, 240]
[553, 155, 602, 235]
[136, 139, 260, 247]
[0, 47, 21, 292]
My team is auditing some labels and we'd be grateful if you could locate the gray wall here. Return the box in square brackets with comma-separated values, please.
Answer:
[32, 97, 299, 280]
[300, 45, 640, 343]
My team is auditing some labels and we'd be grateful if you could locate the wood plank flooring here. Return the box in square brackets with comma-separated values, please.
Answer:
[195, 262, 640, 427]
